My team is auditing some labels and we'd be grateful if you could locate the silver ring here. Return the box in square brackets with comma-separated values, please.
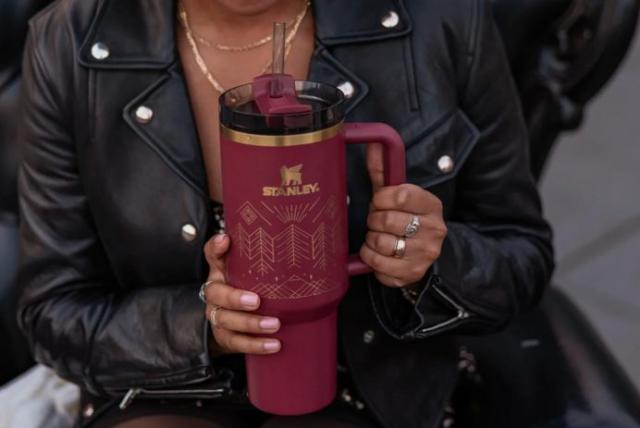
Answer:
[199, 280, 217, 304]
[404, 215, 420, 238]
[209, 305, 223, 327]
[393, 237, 407, 258]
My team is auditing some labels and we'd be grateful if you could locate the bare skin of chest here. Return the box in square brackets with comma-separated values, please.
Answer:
[176, 0, 315, 203]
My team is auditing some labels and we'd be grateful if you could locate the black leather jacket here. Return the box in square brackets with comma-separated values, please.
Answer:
[17, 1, 554, 427]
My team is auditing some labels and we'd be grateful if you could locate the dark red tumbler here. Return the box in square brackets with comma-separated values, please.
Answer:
[219, 76, 406, 415]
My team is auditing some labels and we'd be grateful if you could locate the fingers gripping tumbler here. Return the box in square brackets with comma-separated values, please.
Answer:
[219, 24, 406, 416]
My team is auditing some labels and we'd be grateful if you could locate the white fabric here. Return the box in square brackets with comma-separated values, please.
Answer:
[0, 365, 79, 428]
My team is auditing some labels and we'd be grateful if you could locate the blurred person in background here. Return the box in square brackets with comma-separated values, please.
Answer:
[16, 0, 553, 427]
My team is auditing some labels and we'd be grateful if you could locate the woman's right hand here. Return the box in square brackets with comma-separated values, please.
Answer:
[203, 233, 281, 356]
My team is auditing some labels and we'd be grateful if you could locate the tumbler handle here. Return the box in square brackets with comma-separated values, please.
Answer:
[343, 123, 406, 277]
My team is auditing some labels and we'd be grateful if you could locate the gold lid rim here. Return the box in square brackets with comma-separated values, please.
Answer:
[220, 122, 343, 147]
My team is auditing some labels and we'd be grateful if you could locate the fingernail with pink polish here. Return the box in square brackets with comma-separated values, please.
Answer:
[214, 233, 226, 243]
[263, 340, 280, 352]
[240, 293, 259, 307]
[259, 317, 280, 330]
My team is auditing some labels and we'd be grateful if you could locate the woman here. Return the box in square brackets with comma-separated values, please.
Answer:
[17, 0, 554, 427]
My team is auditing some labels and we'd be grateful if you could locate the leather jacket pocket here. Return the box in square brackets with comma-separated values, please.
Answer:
[405, 109, 480, 204]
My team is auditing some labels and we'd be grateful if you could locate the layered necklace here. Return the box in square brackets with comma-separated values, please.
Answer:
[177, 0, 310, 93]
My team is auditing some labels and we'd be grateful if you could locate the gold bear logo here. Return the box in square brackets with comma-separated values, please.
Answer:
[280, 164, 303, 186]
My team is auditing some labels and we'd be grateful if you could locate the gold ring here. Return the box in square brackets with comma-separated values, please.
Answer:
[199, 280, 218, 304]
[209, 305, 223, 327]
[393, 237, 407, 258]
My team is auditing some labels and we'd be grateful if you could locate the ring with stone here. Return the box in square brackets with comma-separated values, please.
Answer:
[199, 280, 218, 304]
[393, 237, 407, 258]
[404, 215, 420, 238]
[209, 305, 223, 327]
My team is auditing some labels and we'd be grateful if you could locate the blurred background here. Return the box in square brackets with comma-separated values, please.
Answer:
[541, 31, 640, 389]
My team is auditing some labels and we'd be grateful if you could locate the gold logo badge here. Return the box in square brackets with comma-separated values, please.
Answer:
[280, 164, 303, 186]
[263, 164, 320, 197]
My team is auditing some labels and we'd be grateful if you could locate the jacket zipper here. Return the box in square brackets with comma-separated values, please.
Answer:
[112, 366, 233, 409]
[118, 385, 227, 409]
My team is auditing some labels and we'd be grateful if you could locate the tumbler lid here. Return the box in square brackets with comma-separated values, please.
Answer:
[219, 79, 345, 135]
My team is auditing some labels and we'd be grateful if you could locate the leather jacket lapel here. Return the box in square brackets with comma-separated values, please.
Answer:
[79, 0, 209, 196]
[312, 0, 412, 45]
[308, 47, 369, 115]
[310, 0, 412, 114]
[122, 62, 209, 198]
[78, 0, 175, 69]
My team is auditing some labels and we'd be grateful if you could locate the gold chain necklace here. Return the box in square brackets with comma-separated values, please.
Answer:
[193, 1, 309, 52]
[178, 1, 307, 93]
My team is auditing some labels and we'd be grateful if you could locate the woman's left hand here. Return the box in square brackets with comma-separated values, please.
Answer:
[360, 144, 448, 288]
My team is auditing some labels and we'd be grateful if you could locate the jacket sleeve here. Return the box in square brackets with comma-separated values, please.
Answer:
[369, 0, 554, 340]
[16, 26, 212, 396]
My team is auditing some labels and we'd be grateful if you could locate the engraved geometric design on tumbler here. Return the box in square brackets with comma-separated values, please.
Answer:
[260, 197, 320, 223]
[239, 204, 258, 225]
[311, 223, 328, 270]
[232, 223, 275, 276]
[237, 201, 272, 226]
[312, 194, 337, 222]
[275, 224, 311, 269]
[232, 197, 341, 298]
[253, 275, 333, 299]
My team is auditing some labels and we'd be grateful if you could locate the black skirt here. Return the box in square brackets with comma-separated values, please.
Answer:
[77, 379, 381, 428]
